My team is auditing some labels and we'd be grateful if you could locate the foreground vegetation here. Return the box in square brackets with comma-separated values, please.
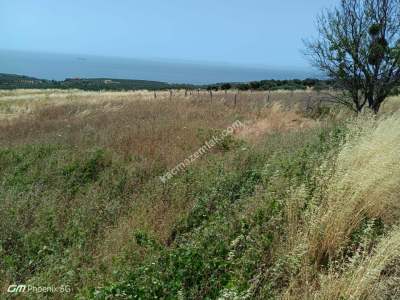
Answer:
[1, 90, 400, 299]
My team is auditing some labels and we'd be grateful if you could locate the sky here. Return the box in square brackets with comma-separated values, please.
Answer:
[0, 0, 338, 68]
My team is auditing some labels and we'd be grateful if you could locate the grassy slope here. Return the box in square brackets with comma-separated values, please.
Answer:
[1, 91, 400, 299]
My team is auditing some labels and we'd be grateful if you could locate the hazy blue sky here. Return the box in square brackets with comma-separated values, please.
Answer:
[1, 0, 337, 68]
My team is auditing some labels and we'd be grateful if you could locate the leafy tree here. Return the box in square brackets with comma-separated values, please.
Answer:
[220, 83, 232, 91]
[305, 0, 400, 113]
[237, 83, 250, 91]
[249, 81, 261, 90]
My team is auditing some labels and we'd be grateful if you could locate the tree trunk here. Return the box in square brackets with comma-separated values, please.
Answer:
[371, 100, 382, 114]
[352, 94, 363, 113]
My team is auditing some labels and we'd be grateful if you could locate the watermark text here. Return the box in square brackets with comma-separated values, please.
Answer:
[7, 284, 71, 294]
[160, 120, 245, 182]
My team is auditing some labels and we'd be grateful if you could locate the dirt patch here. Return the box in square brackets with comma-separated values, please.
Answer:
[237, 103, 318, 142]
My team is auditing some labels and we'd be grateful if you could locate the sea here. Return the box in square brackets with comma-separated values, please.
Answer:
[0, 49, 318, 84]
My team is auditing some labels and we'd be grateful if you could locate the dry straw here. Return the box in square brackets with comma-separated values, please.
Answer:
[283, 113, 400, 299]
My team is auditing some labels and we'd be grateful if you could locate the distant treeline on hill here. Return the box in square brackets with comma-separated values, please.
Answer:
[0, 73, 176, 91]
[1, 73, 399, 94]
[207, 79, 334, 91]
[0, 73, 332, 91]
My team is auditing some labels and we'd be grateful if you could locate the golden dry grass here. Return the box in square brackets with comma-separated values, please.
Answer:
[237, 102, 319, 142]
[317, 228, 400, 299]
[0, 89, 320, 168]
[380, 95, 400, 114]
[280, 113, 400, 299]
[309, 115, 400, 259]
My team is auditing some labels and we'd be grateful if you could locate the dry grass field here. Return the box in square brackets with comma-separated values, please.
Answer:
[0, 89, 322, 165]
[1, 89, 400, 299]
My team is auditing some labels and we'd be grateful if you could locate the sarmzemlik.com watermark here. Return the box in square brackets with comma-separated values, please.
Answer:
[7, 284, 71, 294]
[160, 120, 245, 183]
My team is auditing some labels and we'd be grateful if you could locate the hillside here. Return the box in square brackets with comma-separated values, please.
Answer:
[0, 73, 174, 91]
[1, 89, 400, 299]
[0, 73, 336, 92]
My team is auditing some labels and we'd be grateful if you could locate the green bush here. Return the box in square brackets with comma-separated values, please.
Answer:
[0, 145, 137, 294]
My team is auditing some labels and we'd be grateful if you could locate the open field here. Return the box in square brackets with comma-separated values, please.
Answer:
[1, 89, 400, 299]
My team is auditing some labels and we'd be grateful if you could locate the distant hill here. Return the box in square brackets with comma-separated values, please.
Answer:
[0, 73, 334, 92]
[61, 77, 173, 91]
[0, 73, 180, 91]
[9, 73, 392, 94]
[0, 73, 46, 85]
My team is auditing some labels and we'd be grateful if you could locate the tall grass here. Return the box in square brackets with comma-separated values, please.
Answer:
[1, 89, 399, 299]
[278, 114, 400, 299]
[1, 89, 325, 298]
[315, 227, 400, 299]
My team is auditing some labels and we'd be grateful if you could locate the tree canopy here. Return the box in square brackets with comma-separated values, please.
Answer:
[305, 0, 400, 112]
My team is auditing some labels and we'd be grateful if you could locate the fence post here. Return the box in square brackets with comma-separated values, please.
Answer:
[234, 92, 237, 107]
[266, 90, 271, 105]
[306, 95, 312, 112]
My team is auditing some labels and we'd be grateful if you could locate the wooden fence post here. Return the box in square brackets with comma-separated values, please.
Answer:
[306, 95, 312, 112]
[266, 90, 271, 105]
